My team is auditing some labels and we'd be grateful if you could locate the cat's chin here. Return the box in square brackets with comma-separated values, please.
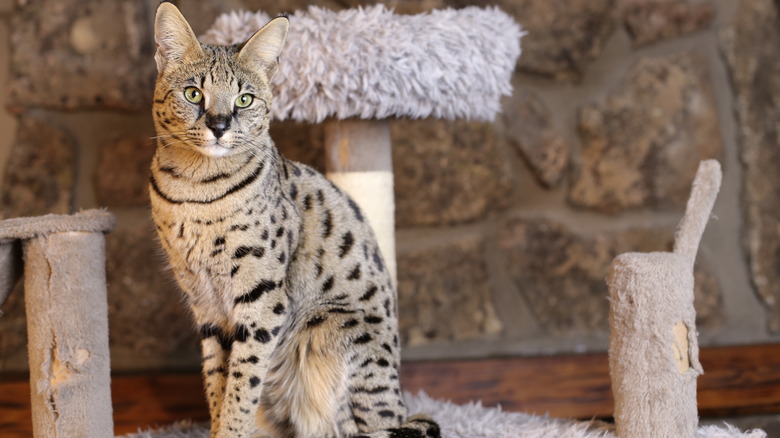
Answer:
[198, 144, 233, 158]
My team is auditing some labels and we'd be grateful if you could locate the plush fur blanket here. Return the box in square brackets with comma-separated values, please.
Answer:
[119, 391, 765, 438]
[201, 5, 522, 122]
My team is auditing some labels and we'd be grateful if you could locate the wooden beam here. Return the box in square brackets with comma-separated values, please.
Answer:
[2, 344, 780, 437]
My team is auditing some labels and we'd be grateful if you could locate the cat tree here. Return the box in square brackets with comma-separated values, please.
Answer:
[0, 209, 115, 438]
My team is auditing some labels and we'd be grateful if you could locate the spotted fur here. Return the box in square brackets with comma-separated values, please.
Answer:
[150, 4, 439, 438]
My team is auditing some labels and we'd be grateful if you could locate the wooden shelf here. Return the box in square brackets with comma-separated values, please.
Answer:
[2, 344, 780, 437]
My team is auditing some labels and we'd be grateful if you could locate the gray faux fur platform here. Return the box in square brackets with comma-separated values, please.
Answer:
[201, 5, 522, 122]
[120, 392, 764, 438]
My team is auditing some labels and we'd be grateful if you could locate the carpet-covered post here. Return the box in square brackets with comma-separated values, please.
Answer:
[608, 160, 721, 438]
[23, 230, 113, 438]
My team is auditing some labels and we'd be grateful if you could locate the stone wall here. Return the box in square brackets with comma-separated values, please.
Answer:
[0, 0, 778, 372]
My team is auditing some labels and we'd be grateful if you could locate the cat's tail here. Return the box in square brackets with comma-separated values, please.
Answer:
[352, 414, 441, 438]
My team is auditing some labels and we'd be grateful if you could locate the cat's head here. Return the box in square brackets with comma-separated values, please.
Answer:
[152, 2, 288, 158]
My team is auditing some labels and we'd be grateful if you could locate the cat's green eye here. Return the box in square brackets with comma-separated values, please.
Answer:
[235, 94, 254, 108]
[184, 87, 203, 104]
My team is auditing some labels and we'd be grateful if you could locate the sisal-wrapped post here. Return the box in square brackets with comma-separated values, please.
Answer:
[608, 160, 721, 438]
[0, 210, 115, 438]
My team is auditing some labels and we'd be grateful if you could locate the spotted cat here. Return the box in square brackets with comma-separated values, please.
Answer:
[149, 3, 439, 438]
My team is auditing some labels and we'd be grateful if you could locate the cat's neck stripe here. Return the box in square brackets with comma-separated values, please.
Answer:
[150, 161, 265, 204]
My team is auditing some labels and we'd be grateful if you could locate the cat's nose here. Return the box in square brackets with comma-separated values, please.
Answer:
[206, 114, 231, 138]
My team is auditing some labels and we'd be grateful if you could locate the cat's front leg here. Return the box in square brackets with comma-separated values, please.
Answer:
[198, 323, 231, 434]
[215, 281, 289, 438]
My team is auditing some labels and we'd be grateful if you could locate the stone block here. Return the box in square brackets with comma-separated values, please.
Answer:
[96, 136, 155, 208]
[503, 90, 569, 188]
[105, 218, 198, 359]
[397, 234, 502, 346]
[9, 0, 154, 111]
[624, 0, 715, 47]
[721, 0, 780, 331]
[570, 53, 722, 213]
[2, 118, 75, 218]
[392, 119, 512, 227]
[498, 215, 721, 334]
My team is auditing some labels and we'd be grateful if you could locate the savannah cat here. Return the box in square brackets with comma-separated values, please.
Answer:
[149, 3, 440, 438]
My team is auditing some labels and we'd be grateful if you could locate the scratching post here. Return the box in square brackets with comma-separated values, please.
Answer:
[202, 5, 523, 286]
[0, 210, 116, 438]
[608, 160, 722, 438]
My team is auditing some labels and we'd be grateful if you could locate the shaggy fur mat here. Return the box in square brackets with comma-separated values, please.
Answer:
[119, 392, 765, 438]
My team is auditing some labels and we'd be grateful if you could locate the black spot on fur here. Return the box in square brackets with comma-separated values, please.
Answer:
[388, 429, 425, 438]
[307, 315, 327, 328]
[382, 343, 393, 354]
[290, 183, 298, 200]
[271, 326, 281, 336]
[328, 307, 355, 314]
[214, 237, 225, 246]
[233, 324, 250, 343]
[360, 285, 378, 301]
[322, 210, 333, 237]
[206, 366, 227, 376]
[261, 229, 269, 240]
[377, 358, 390, 367]
[378, 410, 396, 418]
[316, 189, 325, 205]
[342, 318, 359, 329]
[348, 198, 364, 222]
[364, 315, 384, 324]
[347, 264, 361, 280]
[273, 303, 286, 314]
[303, 194, 312, 210]
[339, 231, 354, 258]
[322, 275, 335, 293]
[350, 385, 389, 394]
[233, 246, 265, 259]
[249, 376, 260, 388]
[276, 227, 285, 238]
[233, 371, 243, 378]
[373, 249, 384, 272]
[254, 328, 271, 343]
[230, 265, 240, 277]
[234, 279, 277, 305]
[354, 333, 372, 344]
[278, 252, 286, 263]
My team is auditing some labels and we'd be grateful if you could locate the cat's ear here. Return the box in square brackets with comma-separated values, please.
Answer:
[154, 2, 203, 72]
[237, 17, 289, 80]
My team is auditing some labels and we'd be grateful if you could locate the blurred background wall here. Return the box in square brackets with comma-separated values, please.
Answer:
[1, 0, 778, 373]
